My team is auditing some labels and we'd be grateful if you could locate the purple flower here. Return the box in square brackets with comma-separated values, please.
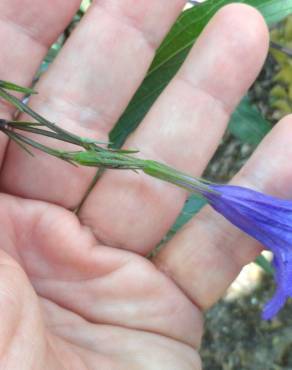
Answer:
[143, 160, 292, 318]
[202, 184, 292, 320]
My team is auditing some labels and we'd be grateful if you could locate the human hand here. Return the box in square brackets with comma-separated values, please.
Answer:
[0, 1, 279, 368]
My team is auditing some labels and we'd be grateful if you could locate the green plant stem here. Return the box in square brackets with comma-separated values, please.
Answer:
[74, 167, 105, 215]
[270, 41, 292, 57]
[0, 83, 213, 200]
[0, 87, 99, 151]
[2, 128, 76, 165]
[143, 160, 211, 194]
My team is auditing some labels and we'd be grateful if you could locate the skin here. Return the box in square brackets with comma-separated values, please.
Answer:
[0, 1, 289, 368]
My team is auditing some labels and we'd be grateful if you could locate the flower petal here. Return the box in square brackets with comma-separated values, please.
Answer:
[202, 184, 292, 319]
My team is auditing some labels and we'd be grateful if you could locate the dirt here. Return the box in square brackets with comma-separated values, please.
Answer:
[201, 274, 292, 370]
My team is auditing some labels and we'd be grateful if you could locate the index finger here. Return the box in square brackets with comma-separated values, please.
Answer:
[0, 0, 81, 164]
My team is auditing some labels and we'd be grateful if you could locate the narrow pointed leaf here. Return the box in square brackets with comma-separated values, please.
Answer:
[255, 255, 274, 276]
[0, 80, 37, 95]
[228, 95, 271, 146]
[110, 0, 292, 147]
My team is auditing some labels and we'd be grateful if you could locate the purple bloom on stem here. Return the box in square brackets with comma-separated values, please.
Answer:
[142, 160, 292, 319]
[203, 184, 292, 320]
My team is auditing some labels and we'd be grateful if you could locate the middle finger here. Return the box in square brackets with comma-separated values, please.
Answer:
[80, 4, 269, 254]
[0, 0, 186, 206]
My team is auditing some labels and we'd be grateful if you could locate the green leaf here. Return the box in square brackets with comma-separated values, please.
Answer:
[110, 0, 292, 147]
[0, 80, 37, 95]
[228, 96, 271, 146]
[166, 195, 206, 240]
[255, 254, 274, 275]
[80, 0, 91, 13]
[38, 41, 63, 76]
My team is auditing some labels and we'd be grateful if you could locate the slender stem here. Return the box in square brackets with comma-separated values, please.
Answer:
[66, 150, 146, 170]
[74, 167, 105, 215]
[2, 128, 76, 165]
[0, 87, 98, 151]
[0, 80, 37, 95]
[6, 124, 83, 145]
[4, 130, 34, 156]
[142, 160, 211, 194]
[270, 41, 292, 57]
[0, 83, 215, 202]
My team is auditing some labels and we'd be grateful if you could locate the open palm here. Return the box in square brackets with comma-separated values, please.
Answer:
[0, 1, 286, 369]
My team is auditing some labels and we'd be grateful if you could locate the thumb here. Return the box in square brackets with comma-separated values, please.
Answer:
[0, 250, 46, 367]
